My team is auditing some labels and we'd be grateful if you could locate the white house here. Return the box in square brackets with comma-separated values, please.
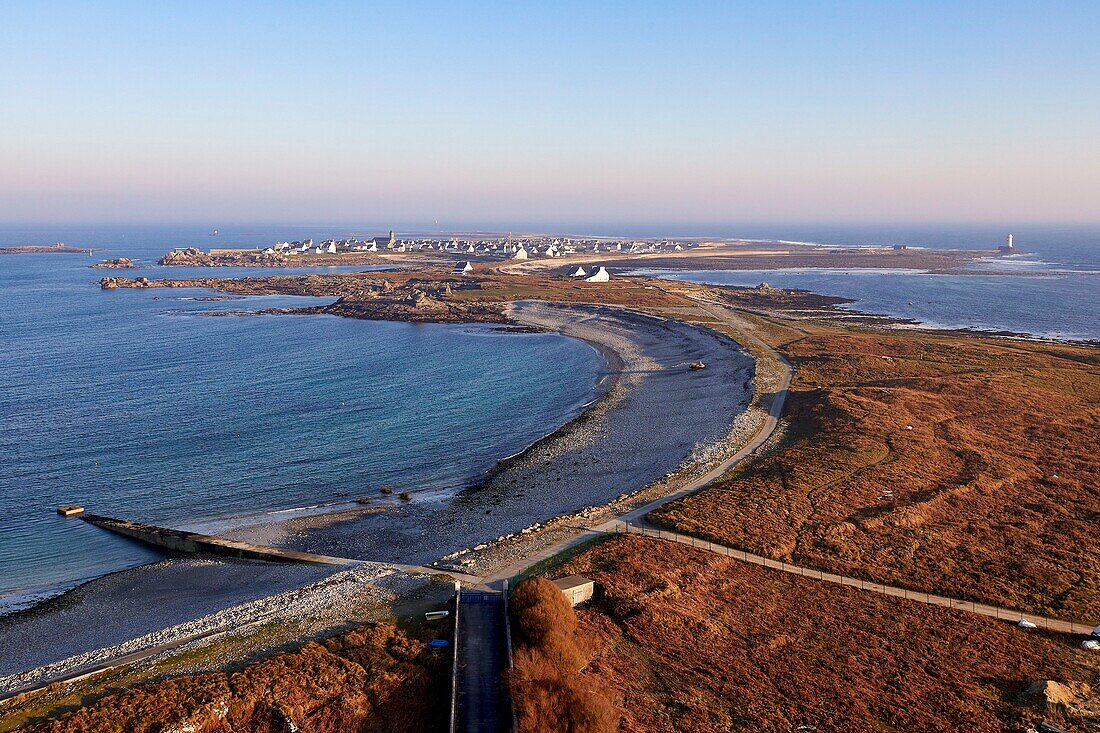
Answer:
[585, 266, 610, 282]
[453, 261, 474, 274]
[324, 242, 338, 254]
[513, 247, 529, 260]
[570, 266, 587, 278]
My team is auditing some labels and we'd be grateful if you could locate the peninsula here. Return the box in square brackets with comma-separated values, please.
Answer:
[4, 254, 1098, 733]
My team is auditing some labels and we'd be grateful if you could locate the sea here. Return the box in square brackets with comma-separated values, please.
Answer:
[629, 223, 1099, 341]
[0, 225, 604, 614]
[1, 222, 1097, 615]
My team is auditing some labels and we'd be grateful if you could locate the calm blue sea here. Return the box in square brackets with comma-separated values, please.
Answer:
[633, 223, 1099, 341]
[0, 225, 603, 613]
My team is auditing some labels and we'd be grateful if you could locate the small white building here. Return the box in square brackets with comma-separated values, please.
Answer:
[585, 266, 610, 282]
[512, 246, 529, 260]
[453, 261, 474, 274]
[570, 266, 587, 278]
[553, 576, 595, 607]
[324, 242, 338, 254]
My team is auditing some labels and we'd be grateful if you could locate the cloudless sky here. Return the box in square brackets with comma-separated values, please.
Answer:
[1, 1, 1098, 226]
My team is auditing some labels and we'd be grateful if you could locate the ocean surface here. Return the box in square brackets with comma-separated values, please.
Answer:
[0, 225, 604, 613]
[634, 224, 1099, 341]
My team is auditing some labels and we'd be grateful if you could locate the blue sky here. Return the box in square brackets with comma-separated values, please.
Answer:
[1, 1, 1097, 225]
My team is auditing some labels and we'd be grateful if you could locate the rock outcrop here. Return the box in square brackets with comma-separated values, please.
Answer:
[159, 248, 289, 267]
[91, 257, 135, 269]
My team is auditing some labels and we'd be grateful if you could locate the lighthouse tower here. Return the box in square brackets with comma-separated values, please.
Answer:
[999, 234, 1016, 253]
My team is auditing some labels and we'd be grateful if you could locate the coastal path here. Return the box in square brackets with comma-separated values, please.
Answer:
[482, 295, 1098, 636]
[604, 519, 1097, 635]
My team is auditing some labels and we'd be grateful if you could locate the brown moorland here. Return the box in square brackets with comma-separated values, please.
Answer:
[549, 534, 1100, 733]
[15, 622, 448, 733]
[508, 578, 617, 733]
[651, 318, 1100, 621]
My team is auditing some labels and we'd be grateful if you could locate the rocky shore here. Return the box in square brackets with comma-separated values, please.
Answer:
[99, 272, 509, 323]
[157, 247, 388, 267]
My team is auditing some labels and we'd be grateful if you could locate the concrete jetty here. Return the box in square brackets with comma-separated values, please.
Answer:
[80, 514, 356, 566]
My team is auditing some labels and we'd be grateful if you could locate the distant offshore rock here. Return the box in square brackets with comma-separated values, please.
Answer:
[0, 243, 96, 255]
[92, 257, 136, 269]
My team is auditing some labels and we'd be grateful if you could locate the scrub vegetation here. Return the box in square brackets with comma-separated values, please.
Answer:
[508, 578, 617, 733]
[652, 323, 1100, 620]
[16, 622, 448, 733]
[551, 534, 1100, 732]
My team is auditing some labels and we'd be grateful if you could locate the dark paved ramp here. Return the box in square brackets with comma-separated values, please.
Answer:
[455, 591, 509, 733]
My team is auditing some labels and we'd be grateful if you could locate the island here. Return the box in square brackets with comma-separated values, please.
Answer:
[0, 243, 95, 255]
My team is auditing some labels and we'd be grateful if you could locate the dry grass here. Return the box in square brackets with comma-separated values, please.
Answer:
[553, 534, 1100, 733]
[509, 578, 617, 733]
[16, 622, 447, 733]
[652, 327, 1100, 620]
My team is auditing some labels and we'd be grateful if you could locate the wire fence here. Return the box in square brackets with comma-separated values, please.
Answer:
[606, 520, 1094, 635]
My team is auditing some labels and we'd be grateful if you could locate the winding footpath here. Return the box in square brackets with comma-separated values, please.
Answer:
[485, 294, 1098, 636]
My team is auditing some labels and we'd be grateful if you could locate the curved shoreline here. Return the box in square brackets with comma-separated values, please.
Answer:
[462, 301, 625, 494]
[1, 298, 754, 683]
